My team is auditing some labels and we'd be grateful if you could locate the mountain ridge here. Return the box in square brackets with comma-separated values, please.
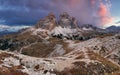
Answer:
[0, 12, 120, 75]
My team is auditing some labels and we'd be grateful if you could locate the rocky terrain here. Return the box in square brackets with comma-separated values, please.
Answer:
[0, 12, 120, 75]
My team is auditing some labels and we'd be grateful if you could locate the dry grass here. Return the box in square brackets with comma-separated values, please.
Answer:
[21, 42, 55, 57]
[75, 52, 85, 59]
[97, 33, 113, 38]
[1, 31, 72, 57]
[0, 66, 28, 75]
[87, 50, 120, 74]
[0, 52, 15, 64]
[75, 55, 85, 59]
[0, 30, 44, 51]
[52, 50, 120, 75]
[21, 38, 63, 57]
[21, 37, 73, 57]
[0, 52, 28, 75]
[87, 50, 116, 65]
[53, 61, 87, 75]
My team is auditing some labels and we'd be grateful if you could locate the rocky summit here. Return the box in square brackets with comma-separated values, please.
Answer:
[34, 12, 81, 40]
[32, 12, 108, 41]
[0, 12, 120, 75]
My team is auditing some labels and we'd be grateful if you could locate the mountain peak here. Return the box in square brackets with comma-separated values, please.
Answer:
[31, 12, 83, 40]
[58, 12, 78, 28]
[35, 12, 57, 31]
[35, 12, 79, 30]
[24, 12, 115, 41]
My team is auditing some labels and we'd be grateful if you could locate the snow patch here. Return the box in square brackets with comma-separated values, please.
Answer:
[50, 26, 78, 36]
[48, 44, 65, 57]
[2, 57, 20, 67]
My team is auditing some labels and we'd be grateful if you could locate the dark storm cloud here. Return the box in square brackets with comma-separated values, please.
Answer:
[0, 0, 81, 26]
[0, 0, 55, 25]
[0, 0, 112, 27]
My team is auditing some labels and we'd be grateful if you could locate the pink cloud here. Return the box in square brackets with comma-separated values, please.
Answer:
[98, 3, 113, 25]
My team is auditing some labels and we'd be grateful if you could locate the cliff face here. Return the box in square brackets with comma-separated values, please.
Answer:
[35, 12, 57, 31]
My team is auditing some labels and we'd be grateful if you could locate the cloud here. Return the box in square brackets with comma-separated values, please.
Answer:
[0, 0, 50, 25]
[0, 0, 113, 27]
[116, 21, 120, 24]
[0, 24, 30, 32]
[97, 3, 113, 26]
[50, 0, 113, 27]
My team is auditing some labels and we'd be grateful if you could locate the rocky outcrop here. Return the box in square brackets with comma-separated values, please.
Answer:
[35, 12, 57, 31]
[58, 12, 78, 29]
[33, 12, 110, 41]
[33, 12, 86, 40]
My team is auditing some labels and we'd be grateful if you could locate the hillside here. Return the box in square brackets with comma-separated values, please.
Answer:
[0, 12, 120, 75]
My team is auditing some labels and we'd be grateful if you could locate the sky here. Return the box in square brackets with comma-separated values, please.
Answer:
[0, 0, 120, 31]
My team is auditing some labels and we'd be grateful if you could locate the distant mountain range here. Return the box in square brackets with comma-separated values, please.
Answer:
[0, 24, 119, 37]
[0, 30, 16, 36]
[0, 25, 30, 36]
[106, 25, 120, 33]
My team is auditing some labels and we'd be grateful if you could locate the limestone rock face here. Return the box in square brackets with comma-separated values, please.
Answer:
[58, 12, 72, 28]
[35, 12, 57, 31]
[35, 12, 79, 31]
[58, 12, 78, 29]
[34, 12, 83, 40]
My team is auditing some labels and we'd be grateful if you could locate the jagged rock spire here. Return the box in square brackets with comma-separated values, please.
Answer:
[58, 12, 80, 29]
[34, 12, 83, 40]
[58, 12, 72, 28]
[35, 12, 80, 30]
[35, 12, 57, 31]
